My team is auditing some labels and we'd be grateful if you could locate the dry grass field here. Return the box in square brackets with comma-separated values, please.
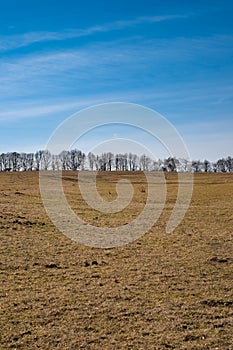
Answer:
[0, 171, 232, 349]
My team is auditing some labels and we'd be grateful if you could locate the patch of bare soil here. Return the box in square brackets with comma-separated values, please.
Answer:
[0, 171, 233, 349]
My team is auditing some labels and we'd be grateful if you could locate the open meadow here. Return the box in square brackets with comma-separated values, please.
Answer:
[0, 171, 232, 349]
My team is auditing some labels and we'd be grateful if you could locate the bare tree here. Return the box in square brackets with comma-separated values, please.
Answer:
[35, 150, 43, 171]
[192, 160, 202, 172]
[216, 158, 226, 173]
[0, 148, 232, 174]
[164, 157, 178, 172]
[0, 153, 9, 171]
[178, 158, 192, 172]
[9, 152, 20, 171]
[140, 154, 151, 171]
[106, 152, 114, 171]
[88, 152, 95, 171]
[20, 153, 28, 171]
[225, 156, 233, 172]
[203, 159, 211, 172]
[41, 150, 51, 170]
[51, 154, 60, 170]
[116, 153, 128, 171]
[70, 149, 79, 170]
[95, 155, 100, 171]
[59, 151, 69, 170]
[115, 154, 119, 171]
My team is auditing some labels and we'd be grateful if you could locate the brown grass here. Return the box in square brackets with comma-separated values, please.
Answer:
[0, 171, 233, 349]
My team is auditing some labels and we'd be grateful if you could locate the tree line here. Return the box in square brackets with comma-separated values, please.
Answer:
[0, 150, 233, 172]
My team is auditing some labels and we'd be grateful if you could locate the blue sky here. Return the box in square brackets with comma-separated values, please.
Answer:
[0, 0, 233, 160]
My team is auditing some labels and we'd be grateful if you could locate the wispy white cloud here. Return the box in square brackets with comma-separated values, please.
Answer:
[1, 80, 233, 123]
[102, 14, 190, 29]
[0, 33, 231, 74]
[0, 91, 159, 121]
[0, 98, 114, 121]
[0, 31, 232, 146]
[0, 101, 82, 121]
[1, 33, 232, 102]
[0, 14, 190, 52]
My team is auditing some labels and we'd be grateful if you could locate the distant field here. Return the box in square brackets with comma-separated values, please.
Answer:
[0, 171, 233, 349]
